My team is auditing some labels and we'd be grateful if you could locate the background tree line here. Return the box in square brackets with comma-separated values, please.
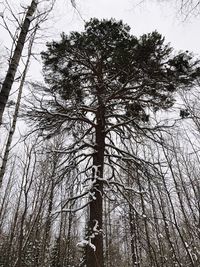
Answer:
[1, 1, 200, 267]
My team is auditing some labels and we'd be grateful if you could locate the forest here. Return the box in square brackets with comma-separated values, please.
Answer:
[0, 1, 200, 267]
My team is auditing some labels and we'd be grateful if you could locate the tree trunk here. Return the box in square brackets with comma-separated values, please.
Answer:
[129, 207, 137, 267]
[0, 0, 37, 126]
[41, 181, 54, 267]
[86, 105, 105, 267]
[0, 25, 36, 187]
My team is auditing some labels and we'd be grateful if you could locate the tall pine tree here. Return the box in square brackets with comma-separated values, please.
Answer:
[27, 18, 200, 267]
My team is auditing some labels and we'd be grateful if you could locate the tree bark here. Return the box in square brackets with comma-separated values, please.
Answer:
[86, 104, 105, 267]
[0, 0, 37, 126]
[129, 207, 138, 267]
[0, 25, 36, 187]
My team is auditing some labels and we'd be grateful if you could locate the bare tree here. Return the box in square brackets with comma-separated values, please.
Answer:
[0, 0, 38, 126]
[151, 0, 200, 18]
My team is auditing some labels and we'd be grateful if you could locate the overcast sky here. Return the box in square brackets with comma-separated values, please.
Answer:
[52, 0, 200, 53]
[1, 0, 200, 79]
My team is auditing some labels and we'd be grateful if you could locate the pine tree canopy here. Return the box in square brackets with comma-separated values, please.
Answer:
[32, 18, 200, 136]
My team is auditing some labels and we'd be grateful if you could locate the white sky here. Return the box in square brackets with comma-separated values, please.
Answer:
[52, 0, 200, 53]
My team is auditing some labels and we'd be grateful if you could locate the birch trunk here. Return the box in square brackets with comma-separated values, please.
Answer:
[0, 25, 37, 187]
[0, 0, 37, 125]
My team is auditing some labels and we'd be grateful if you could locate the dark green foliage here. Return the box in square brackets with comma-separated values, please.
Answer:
[180, 108, 190, 118]
[36, 18, 200, 136]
